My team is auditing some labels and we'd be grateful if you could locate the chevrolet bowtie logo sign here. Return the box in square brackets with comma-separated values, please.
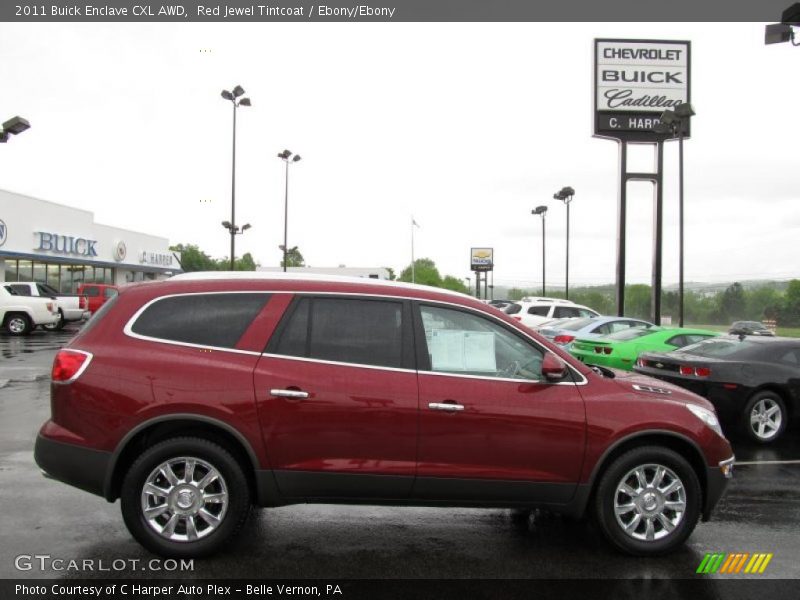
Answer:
[697, 552, 773, 575]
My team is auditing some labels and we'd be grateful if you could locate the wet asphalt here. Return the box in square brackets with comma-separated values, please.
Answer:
[1, 326, 799, 584]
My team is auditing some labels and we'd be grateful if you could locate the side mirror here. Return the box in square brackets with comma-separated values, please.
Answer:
[542, 353, 568, 381]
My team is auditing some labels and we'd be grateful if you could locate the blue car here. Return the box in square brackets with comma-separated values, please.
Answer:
[537, 316, 656, 347]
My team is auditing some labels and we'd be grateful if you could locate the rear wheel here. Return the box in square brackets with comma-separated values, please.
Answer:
[121, 437, 251, 558]
[4, 313, 33, 336]
[742, 391, 787, 444]
[594, 446, 701, 556]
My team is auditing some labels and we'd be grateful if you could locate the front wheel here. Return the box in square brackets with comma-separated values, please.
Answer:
[594, 446, 701, 556]
[742, 391, 787, 444]
[120, 437, 251, 558]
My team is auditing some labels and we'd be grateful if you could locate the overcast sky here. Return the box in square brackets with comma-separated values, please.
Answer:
[1, 22, 798, 288]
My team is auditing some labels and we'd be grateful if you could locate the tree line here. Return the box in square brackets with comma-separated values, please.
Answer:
[506, 280, 800, 326]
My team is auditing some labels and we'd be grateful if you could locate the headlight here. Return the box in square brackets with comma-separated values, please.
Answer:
[687, 404, 723, 437]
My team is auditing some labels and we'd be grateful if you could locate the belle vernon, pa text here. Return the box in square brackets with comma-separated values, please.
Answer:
[16, 584, 344, 597]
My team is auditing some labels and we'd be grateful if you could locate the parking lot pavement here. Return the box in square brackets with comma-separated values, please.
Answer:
[1, 329, 799, 582]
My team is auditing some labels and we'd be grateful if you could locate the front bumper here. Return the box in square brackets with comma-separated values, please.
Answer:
[34, 434, 110, 498]
[703, 456, 734, 521]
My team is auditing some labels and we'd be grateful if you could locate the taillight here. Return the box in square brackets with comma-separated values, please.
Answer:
[680, 365, 711, 377]
[603, 347, 612, 355]
[80, 295, 88, 309]
[52, 349, 93, 383]
[636, 358, 647, 367]
[554, 335, 575, 344]
[46, 301, 54, 312]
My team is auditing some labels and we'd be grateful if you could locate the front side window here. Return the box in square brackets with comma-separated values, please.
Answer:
[553, 306, 581, 319]
[130, 293, 270, 348]
[419, 305, 543, 380]
[270, 297, 404, 369]
[37, 283, 60, 296]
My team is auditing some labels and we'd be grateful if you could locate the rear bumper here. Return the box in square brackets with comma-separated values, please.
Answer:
[703, 456, 734, 521]
[34, 434, 110, 498]
[62, 309, 91, 322]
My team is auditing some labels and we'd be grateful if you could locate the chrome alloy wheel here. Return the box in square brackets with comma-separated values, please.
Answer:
[614, 463, 686, 542]
[750, 398, 782, 441]
[7, 316, 28, 334]
[141, 457, 229, 542]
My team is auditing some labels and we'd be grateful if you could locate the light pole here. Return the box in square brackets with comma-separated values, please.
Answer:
[553, 186, 575, 300]
[532, 205, 548, 296]
[465, 277, 471, 295]
[0, 116, 31, 143]
[278, 149, 302, 272]
[221, 85, 251, 270]
[654, 102, 695, 327]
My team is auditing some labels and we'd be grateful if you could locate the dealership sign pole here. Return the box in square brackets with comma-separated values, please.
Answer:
[594, 39, 690, 324]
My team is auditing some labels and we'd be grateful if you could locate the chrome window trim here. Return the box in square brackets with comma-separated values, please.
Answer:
[121, 289, 588, 385]
[122, 291, 270, 356]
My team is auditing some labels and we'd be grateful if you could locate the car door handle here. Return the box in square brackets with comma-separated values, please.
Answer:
[270, 389, 310, 399]
[428, 402, 464, 412]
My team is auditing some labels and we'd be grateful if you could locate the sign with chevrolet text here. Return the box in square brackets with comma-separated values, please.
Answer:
[470, 248, 493, 272]
[594, 39, 690, 141]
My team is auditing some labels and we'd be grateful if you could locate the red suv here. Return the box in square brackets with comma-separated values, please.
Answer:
[35, 273, 734, 558]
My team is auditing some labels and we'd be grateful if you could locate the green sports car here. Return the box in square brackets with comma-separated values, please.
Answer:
[569, 326, 720, 371]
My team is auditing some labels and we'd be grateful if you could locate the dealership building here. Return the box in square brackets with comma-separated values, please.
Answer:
[0, 189, 181, 292]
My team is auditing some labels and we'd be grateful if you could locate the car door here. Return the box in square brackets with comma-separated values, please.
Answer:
[412, 302, 586, 504]
[253, 295, 419, 500]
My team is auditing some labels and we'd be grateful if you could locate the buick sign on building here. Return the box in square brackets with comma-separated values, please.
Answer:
[594, 39, 690, 141]
[0, 189, 181, 292]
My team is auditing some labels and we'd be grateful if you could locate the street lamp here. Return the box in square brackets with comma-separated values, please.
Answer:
[221, 85, 251, 270]
[278, 149, 302, 272]
[654, 102, 695, 327]
[553, 186, 575, 300]
[765, 3, 800, 45]
[0, 116, 31, 143]
[532, 205, 548, 296]
[221, 221, 252, 269]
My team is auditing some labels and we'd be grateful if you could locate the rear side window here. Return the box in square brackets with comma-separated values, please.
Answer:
[130, 293, 270, 349]
[528, 306, 550, 316]
[8, 284, 31, 296]
[270, 297, 404, 368]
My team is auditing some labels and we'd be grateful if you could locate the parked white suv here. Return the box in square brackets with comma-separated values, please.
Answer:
[504, 297, 599, 328]
[1, 285, 60, 335]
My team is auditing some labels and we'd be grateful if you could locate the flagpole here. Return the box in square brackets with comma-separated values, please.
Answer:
[411, 217, 416, 283]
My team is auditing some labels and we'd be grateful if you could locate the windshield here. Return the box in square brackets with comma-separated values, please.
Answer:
[679, 338, 762, 358]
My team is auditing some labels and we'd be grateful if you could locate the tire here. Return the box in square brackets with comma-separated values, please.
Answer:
[594, 446, 701, 556]
[42, 310, 65, 331]
[120, 437, 251, 558]
[742, 391, 787, 444]
[4, 313, 33, 336]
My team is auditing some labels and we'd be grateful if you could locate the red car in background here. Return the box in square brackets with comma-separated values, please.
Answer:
[76, 283, 118, 313]
[35, 273, 734, 558]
